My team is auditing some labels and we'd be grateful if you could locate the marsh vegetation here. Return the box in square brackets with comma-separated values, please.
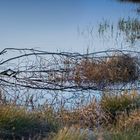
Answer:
[0, 0, 140, 140]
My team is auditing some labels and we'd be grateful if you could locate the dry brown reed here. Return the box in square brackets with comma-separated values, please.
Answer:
[74, 54, 139, 86]
[117, 109, 140, 132]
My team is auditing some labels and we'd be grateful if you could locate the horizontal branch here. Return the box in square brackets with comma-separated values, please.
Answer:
[0, 48, 140, 93]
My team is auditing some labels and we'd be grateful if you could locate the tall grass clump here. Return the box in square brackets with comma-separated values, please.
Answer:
[103, 109, 140, 139]
[0, 104, 59, 139]
[100, 90, 140, 124]
[102, 131, 140, 140]
[51, 127, 89, 140]
[38, 103, 60, 133]
[56, 99, 102, 129]
[116, 110, 140, 132]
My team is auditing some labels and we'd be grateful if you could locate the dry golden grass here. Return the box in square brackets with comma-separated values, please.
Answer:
[51, 127, 89, 140]
[100, 90, 140, 125]
[56, 100, 99, 129]
[117, 109, 140, 132]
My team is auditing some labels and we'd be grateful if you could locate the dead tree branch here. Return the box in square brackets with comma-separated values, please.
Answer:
[0, 48, 140, 94]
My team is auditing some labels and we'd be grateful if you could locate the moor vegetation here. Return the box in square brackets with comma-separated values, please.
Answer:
[0, 0, 139, 139]
[0, 47, 140, 139]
